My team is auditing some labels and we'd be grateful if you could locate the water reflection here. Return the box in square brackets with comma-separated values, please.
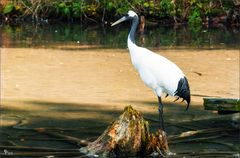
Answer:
[0, 23, 239, 49]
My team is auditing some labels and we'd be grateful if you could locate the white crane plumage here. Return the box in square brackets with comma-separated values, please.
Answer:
[111, 10, 190, 129]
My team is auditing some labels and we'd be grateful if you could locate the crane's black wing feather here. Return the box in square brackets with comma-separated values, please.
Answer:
[175, 77, 191, 111]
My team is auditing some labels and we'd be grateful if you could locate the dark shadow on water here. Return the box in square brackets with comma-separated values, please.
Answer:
[1, 99, 239, 157]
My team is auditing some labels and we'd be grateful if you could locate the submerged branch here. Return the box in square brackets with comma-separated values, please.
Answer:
[38, 130, 90, 147]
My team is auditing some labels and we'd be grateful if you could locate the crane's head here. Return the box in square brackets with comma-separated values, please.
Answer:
[111, 10, 138, 27]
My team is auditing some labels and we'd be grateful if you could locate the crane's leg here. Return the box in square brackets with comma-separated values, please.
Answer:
[158, 96, 165, 130]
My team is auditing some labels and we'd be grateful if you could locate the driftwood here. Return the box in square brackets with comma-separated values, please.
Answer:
[203, 98, 240, 114]
[80, 106, 170, 157]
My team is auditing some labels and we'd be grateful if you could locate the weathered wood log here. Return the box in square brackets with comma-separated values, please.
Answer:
[204, 98, 240, 114]
[80, 105, 170, 157]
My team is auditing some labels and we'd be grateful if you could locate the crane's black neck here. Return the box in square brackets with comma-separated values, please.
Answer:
[128, 16, 139, 44]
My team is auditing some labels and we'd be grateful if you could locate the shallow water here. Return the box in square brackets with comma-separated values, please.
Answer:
[0, 23, 239, 157]
[1, 23, 240, 49]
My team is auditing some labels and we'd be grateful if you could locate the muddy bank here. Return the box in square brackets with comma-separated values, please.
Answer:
[1, 48, 239, 104]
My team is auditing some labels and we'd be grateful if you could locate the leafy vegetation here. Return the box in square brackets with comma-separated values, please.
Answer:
[0, 0, 239, 26]
[3, 2, 14, 14]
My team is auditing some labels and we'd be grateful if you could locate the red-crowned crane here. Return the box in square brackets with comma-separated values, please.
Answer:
[111, 10, 190, 130]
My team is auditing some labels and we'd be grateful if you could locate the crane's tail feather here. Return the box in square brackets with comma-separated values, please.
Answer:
[175, 76, 191, 111]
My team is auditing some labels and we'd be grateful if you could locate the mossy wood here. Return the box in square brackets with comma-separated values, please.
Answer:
[204, 98, 240, 114]
[80, 105, 170, 157]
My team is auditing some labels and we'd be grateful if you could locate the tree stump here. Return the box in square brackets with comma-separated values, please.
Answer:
[80, 106, 170, 157]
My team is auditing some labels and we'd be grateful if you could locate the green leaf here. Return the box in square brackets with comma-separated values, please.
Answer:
[143, 2, 149, 7]
[58, 2, 66, 8]
[149, 1, 154, 8]
[197, 3, 203, 9]
[190, 0, 196, 5]
[107, 2, 113, 10]
[64, 7, 70, 16]
[3, 3, 14, 14]
[72, 2, 82, 17]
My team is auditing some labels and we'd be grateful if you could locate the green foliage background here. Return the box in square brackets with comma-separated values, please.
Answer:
[0, 0, 238, 26]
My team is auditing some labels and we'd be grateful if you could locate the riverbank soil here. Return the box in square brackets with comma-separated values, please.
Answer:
[1, 48, 239, 156]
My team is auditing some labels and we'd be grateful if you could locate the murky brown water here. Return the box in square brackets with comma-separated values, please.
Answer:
[1, 47, 239, 157]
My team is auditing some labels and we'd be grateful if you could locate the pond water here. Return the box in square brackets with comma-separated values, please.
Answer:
[1, 22, 240, 49]
[0, 23, 239, 157]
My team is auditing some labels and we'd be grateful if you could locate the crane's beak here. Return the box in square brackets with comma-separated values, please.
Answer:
[111, 16, 128, 27]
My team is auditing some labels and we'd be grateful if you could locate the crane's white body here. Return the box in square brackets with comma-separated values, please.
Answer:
[112, 10, 190, 115]
[112, 10, 190, 129]
[128, 36, 184, 97]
